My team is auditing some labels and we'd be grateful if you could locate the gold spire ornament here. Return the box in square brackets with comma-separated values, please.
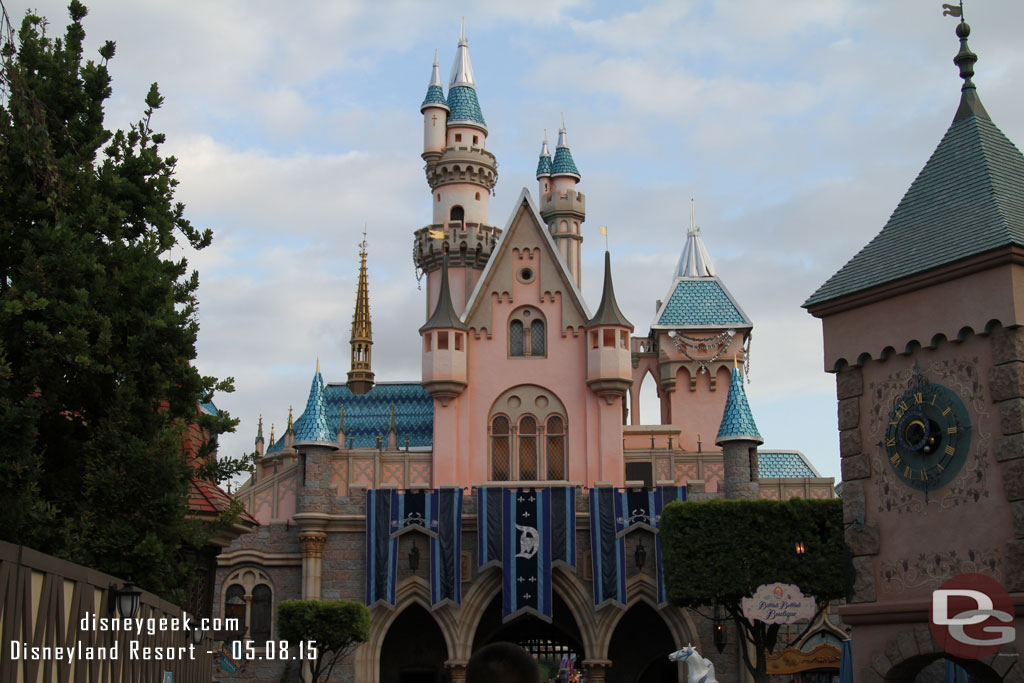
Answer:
[348, 231, 375, 394]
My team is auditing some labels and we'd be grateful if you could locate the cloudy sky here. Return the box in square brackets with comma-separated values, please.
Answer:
[7, 0, 1024, 484]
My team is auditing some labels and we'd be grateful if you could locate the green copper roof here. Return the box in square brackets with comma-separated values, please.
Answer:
[421, 84, 448, 112]
[447, 85, 486, 129]
[654, 278, 751, 328]
[536, 153, 552, 177]
[805, 72, 1024, 307]
[551, 146, 580, 178]
[267, 382, 433, 453]
[757, 451, 820, 478]
[293, 370, 336, 446]
[716, 366, 763, 445]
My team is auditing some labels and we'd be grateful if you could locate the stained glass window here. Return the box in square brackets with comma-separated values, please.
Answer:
[546, 416, 565, 480]
[530, 321, 545, 356]
[491, 416, 510, 480]
[519, 416, 537, 480]
[510, 320, 524, 356]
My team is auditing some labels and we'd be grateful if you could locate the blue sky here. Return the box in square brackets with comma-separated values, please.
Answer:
[8, 0, 1024, 484]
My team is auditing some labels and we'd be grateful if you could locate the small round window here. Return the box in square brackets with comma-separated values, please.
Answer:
[518, 267, 535, 283]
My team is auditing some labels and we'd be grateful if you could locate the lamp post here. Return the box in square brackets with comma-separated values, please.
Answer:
[110, 579, 142, 620]
[634, 537, 647, 571]
[409, 540, 421, 572]
[713, 603, 727, 654]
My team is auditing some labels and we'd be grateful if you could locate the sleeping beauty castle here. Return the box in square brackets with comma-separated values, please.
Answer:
[212, 24, 837, 683]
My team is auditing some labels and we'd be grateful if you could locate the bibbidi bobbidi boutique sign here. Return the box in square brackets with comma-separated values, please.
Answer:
[8, 611, 230, 664]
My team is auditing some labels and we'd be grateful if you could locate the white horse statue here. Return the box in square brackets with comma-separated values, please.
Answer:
[668, 644, 719, 683]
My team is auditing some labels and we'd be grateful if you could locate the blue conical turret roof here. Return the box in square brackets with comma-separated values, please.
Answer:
[293, 363, 337, 447]
[715, 365, 763, 445]
[421, 49, 449, 113]
[536, 133, 552, 178]
[551, 124, 580, 179]
[446, 21, 486, 130]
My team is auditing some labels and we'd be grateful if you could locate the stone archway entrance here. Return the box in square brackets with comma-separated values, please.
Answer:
[380, 603, 450, 683]
[607, 602, 678, 683]
[472, 592, 585, 681]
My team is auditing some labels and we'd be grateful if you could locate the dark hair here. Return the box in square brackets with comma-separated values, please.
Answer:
[466, 642, 540, 683]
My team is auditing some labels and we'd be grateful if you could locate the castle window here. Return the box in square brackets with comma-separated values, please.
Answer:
[546, 416, 565, 480]
[519, 416, 538, 480]
[250, 584, 272, 642]
[222, 568, 274, 646]
[604, 329, 615, 347]
[508, 308, 546, 358]
[437, 331, 449, 350]
[450, 205, 464, 223]
[475, 192, 480, 201]
[509, 320, 524, 356]
[488, 387, 568, 482]
[473, 135, 479, 145]
[491, 416, 510, 480]
[531, 320, 546, 356]
[424, 334, 431, 352]
[454, 333, 463, 351]
[455, 133, 462, 142]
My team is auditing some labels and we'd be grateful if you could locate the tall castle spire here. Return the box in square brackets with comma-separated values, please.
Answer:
[540, 117, 586, 287]
[674, 199, 716, 278]
[348, 232, 375, 395]
[414, 22, 499, 320]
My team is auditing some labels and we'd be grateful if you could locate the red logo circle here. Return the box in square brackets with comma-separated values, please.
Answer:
[930, 574, 1015, 659]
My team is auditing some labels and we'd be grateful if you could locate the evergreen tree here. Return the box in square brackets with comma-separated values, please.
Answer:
[0, 1, 245, 601]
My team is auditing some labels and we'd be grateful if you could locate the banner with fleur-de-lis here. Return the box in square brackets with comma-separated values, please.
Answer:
[501, 487, 552, 622]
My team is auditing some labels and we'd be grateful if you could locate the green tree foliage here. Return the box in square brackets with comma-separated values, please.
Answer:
[660, 498, 845, 682]
[0, 1, 248, 601]
[277, 600, 371, 682]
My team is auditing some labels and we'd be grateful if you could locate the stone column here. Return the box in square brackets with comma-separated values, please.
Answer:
[445, 661, 467, 682]
[722, 441, 759, 499]
[300, 533, 327, 600]
[581, 659, 611, 682]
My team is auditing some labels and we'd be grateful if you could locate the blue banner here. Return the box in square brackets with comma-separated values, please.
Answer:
[477, 486, 503, 569]
[501, 488, 553, 622]
[550, 486, 576, 567]
[366, 488, 463, 607]
[365, 489, 397, 606]
[431, 487, 462, 606]
[590, 485, 686, 607]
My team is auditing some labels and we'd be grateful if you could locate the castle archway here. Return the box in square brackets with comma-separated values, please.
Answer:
[379, 602, 450, 683]
[606, 601, 678, 683]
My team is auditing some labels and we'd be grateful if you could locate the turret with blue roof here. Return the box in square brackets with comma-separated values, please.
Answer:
[446, 20, 486, 132]
[536, 132, 552, 178]
[716, 359, 763, 500]
[550, 122, 580, 180]
[293, 360, 337, 448]
[420, 49, 449, 113]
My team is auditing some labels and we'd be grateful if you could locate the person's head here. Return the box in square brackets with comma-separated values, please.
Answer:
[466, 642, 540, 683]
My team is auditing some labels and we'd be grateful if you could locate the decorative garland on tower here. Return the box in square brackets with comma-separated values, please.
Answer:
[667, 329, 735, 374]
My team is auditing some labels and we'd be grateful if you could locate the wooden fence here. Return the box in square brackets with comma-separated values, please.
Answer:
[0, 541, 213, 683]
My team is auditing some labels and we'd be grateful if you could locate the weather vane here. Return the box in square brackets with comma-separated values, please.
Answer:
[941, 1, 964, 21]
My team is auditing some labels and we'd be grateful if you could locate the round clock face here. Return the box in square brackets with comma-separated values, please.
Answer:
[884, 382, 971, 491]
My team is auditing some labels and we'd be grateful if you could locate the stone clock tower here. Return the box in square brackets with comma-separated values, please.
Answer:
[805, 16, 1024, 683]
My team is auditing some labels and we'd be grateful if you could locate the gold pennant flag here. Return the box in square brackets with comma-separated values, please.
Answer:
[428, 229, 445, 239]
[942, 3, 962, 17]
[599, 225, 607, 235]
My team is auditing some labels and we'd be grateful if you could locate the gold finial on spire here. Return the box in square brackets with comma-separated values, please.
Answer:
[316, 357, 320, 373]
[733, 354, 738, 369]
[348, 233, 375, 394]
[287, 406, 294, 432]
[270, 423, 275, 444]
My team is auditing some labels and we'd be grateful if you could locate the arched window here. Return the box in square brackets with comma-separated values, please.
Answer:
[531, 320, 545, 357]
[224, 584, 246, 635]
[250, 585, 272, 642]
[491, 416, 510, 480]
[519, 416, 538, 480]
[450, 205, 464, 222]
[509, 320, 524, 356]
[546, 416, 565, 480]
[508, 308, 546, 358]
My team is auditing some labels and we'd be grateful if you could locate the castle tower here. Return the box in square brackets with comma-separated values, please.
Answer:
[586, 251, 634, 403]
[347, 236, 374, 395]
[414, 22, 499, 318]
[640, 203, 751, 450]
[254, 414, 264, 457]
[539, 122, 586, 287]
[805, 15, 1024, 680]
[715, 360, 762, 500]
[536, 132, 552, 204]
[419, 249, 468, 407]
